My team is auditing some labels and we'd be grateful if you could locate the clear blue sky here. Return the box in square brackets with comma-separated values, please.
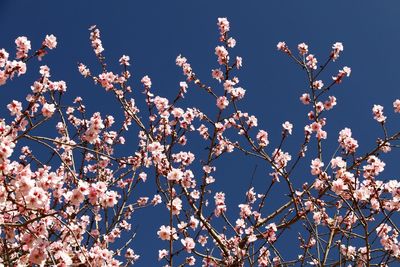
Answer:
[1, 1, 399, 265]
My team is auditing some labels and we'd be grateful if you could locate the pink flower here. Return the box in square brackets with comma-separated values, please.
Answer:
[236, 56, 242, 69]
[211, 69, 224, 82]
[29, 247, 47, 265]
[256, 130, 269, 147]
[125, 248, 140, 263]
[141, 75, 152, 88]
[372, 104, 386, 123]
[15, 36, 31, 59]
[227, 37, 236, 48]
[167, 168, 183, 182]
[157, 225, 178, 241]
[169, 197, 182, 215]
[214, 192, 226, 217]
[186, 256, 196, 266]
[332, 66, 351, 83]
[331, 42, 343, 61]
[217, 17, 230, 36]
[215, 45, 229, 64]
[300, 93, 311, 105]
[277, 41, 290, 54]
[151, 194, 162, 206]
[306, 54, 318, 69]
[158, 249, 168, 260]
[282, 121, 293, 135]
[181, 237, 195, 252]
[119, 55, 130, 66]
[393, 99, 400, 113]
[310, 158, 324, 175]
[338, 127, 358, 153]
[238, 203, 252, 218]
[332, 178, 347, 195]
[216, 96, 229, 109]
[312, 80, 324, 90]
[297, 42, 309, 55]
[42, 103, 56, 118]
[7, 100, 22, 116]
[324, 96, 337, 110]
[43, 34, 57, 49]
[78, 63, 91, 77]
[0, 49, 9, 68]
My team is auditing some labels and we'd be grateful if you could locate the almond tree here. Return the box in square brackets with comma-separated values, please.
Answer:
[0, 18, 399, 266]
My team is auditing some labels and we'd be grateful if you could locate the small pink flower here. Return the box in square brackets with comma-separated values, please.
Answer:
[298, 42, 309, 55]
[331, 42, 344, 61]
[256, 130, 269, 147]
[141, 75, 152, 88]
[372, 104, 386, 123]
[7, 100, 22, 116]
[42, 103, 56, 118]
[119, 55, 130, 66]
[312, 80, 324, 90]
[181, 237, 195, 252]
[282, 121, 293, 135]
[227, 37, 236, 48]
[216, 96, 229, 109]
[167, 168, 183, 182]
[217, 17, 230, 36]
[211, 69, 224, 82]
[43, 34, 57, 49]
[277, 41, 290, 54]
[306, 54, 318, 70]
[393, 99, 400, 113]
[300, 93, 311, 105]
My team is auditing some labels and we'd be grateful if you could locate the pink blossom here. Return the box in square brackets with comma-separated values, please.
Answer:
[211, 69, 224, 82]
[338, 127, 358, 153]
[282, 121, 293, 135]
[217, 17, 230, 36]
[141, 75, 152, 88]
[277, 41, 290, 54]
[215, 45, 229, 64]
[167, 168, 183, 182]
[125, 248, 140, 263]
[236, 56, 242, 69]
[7, 100, 22, 116]
[157, 225, 178, 241]
[324, 96, 337, 110]
[331, 42, 343, 61]
[15, 36, 31, 59]
[256, 130, 269, 147]
[297, 42, 309, 55]
[0, 48, 9, 68]
[310, 158, 324, 175]
[306, 54, 318, 69]
[393, 99, 400, 113]
[214, 192, 226, 217]
[43, 34, 57, 49]
[216, 96, 229, 109]
[78, 63, 91, 77]
[181, 237, 195, 252]
[312, 80, 324, 90]
[300, 93, 311, 104]
[186, 256, 196, 265]
[372, 104, 386, 123]
[227, 37, 236, 48]
[169, 197, 182, 215]
[119, 55, 130, 65]
[42, 103, 56, 118]
[158, 249, 168, 260]
[332, 66, 351, 83]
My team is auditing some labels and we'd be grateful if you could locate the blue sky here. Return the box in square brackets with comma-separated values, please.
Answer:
[1, 1, 400, 265]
